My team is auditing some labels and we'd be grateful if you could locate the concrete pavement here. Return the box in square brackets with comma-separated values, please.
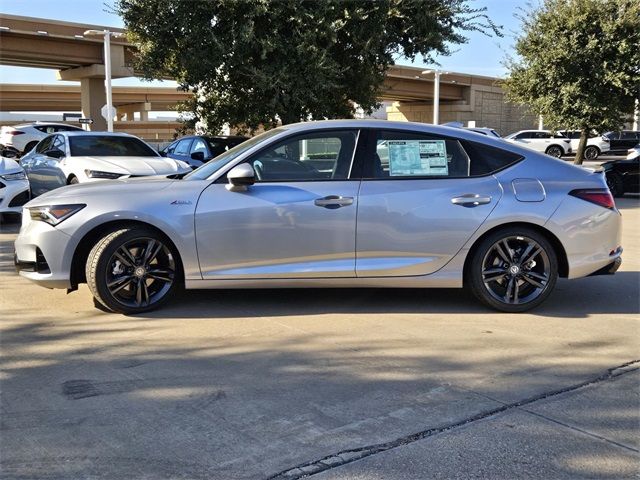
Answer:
[0, 197, 638, 479]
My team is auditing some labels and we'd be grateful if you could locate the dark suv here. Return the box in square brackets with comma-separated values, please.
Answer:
[160, 135, 248, 168]
[602, 131, 640, 154]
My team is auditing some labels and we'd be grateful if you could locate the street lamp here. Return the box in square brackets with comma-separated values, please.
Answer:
[83, 29, 124, 132]
[421, 69, 449, 125]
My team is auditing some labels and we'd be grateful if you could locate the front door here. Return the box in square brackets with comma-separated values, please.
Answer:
[355, 129, 513, 277]
[195, 129, 361, 279]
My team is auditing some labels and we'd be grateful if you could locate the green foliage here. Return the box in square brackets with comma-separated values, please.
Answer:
[503, 0, 640, 162]
[116, 0, 499, 133]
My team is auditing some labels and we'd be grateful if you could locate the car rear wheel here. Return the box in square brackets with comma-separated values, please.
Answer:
[606, 172, 624, 197]
[545, 145, 563, 158]
[86, 227, 180, 314]
[468, 227, 558, 312]
[584, 146, 600, 160]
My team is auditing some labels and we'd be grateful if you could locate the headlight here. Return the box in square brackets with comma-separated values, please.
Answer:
[0, 171, 26, 181]
[84, 170, 124, 179]
[28, 204, 86, 226]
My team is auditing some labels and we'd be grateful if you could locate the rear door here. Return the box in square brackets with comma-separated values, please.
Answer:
[355, 129, 520, 277]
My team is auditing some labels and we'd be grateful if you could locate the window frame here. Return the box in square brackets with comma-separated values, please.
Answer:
[361, 128, 524, 181]
[216, 128, 362, 184]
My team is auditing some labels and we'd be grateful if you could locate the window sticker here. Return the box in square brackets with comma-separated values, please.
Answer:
[387, 140, 448, 176]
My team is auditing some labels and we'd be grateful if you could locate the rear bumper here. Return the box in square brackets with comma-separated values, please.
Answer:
[588, 256, 622, 276]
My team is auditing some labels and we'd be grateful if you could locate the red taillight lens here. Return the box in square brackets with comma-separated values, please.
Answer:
[569, 188, 616, 210]
[6, 130, 24, 136]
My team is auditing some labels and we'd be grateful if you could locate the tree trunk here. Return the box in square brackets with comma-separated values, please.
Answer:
[573, 129, 589, 165]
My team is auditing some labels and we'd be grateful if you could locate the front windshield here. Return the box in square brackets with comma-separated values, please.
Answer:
[69, 135, 158, 157]
[185, 128, 283, 180]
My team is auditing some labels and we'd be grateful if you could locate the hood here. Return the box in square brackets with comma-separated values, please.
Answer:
[79, 155, 190, 175]
[26, 176, 176, 205]
[0, 156, 24, 175]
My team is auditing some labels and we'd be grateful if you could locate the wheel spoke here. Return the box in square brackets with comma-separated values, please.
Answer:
[143, 239, 163, 265]
[134, 278, 143, 306]
[504, 277, 515, 303]
[513, 280, 520, 303]
[482, 267, 507, 282]
[494, 241, 512, 263]
[116, 246, 136, 267]
[147, 267, 174, 283]
[521, 244, 541, 265]
[107, 275, 134, 294]
[521, 272, 545, 288]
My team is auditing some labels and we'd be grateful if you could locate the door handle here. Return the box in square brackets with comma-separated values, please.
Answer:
[451, 194, 492, 207]
[314, 195, 354, 209]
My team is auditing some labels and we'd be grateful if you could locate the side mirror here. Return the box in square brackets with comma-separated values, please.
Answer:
[226, 163, 255, 191]
[44, 149, 64, 159]
[159, 150, 167, 157]
[191, 151, 205, 161]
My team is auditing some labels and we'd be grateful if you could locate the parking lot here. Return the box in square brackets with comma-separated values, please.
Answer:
[0, 191, 637, 479]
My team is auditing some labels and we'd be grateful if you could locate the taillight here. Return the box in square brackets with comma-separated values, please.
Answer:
[569, 188, 616, 210]
[6, 130, 24, 136]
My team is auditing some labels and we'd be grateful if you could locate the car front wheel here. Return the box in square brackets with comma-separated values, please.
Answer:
[468, 228, 558, 312]
[86, 226, 180, 314]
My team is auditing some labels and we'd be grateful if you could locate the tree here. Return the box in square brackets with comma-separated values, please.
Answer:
[503, 0, 640, 164]
[116, 0, 499, 133]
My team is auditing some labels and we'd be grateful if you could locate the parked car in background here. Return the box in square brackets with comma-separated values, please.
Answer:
[557, 130, 610, 160]
[464, 127, 502, 138]
[21, 132, 191, 197]
[0, 123, 84, 154]
[15, 120, 622, 315]
[161, 135, 248, 168]
[602, 131, 640, 155]
[601, 146, 639, 197]
[503, 130, 572, 158]
[0, 154, 30, 217]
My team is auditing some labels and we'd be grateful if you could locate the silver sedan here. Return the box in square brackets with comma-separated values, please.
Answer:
[14, 120, 622, 314]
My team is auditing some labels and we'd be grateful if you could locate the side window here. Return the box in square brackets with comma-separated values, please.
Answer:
[174, 138, 193, 155]
[460, 141, 523, 176]
[369, 130, 470, 178]
[35, 135, 54, 153]
[534, 132, 552, 139]
[514, 132, 531, 139]
[190, 138, 208, 154]
[52, 135, 66, 153]
[245, 130, 358, 182]
[164, 141, 178, 154]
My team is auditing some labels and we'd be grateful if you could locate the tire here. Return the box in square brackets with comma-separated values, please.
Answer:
[86, 226, 180, 314]
[68, 176, 79, 185]
[467, 227, 558, 312]
[545, 145, 563, 158]
[606, 172, 624, 197]
[584, 146, 599, 160]
[23, 141, 38, 154]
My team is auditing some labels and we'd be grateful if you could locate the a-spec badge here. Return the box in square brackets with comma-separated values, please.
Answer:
[170, 200, 192, 205]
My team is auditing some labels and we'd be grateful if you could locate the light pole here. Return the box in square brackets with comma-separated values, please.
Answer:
[84, 29, 124, 132]
[422, 69, 449, 125]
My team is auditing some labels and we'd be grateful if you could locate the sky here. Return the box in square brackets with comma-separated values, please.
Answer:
[0, 0, 530, 86]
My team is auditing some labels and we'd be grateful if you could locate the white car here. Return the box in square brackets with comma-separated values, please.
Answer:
[558, 130, 610, 160]
[503, 130, 572, 158]
[20, 132, 191, 197]
[0, 123, 84, 154]
[0, 155, 30, 216]
[627, 145, 640, 160]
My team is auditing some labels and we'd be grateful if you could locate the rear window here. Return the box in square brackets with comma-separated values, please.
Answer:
[69, 136, 158, 157]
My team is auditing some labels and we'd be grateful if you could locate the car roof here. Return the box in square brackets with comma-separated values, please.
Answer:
[173, 135, 248, 141]
[13, 122, 81, 128]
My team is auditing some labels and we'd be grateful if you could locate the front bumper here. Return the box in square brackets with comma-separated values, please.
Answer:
[14, 212, 73, 289]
